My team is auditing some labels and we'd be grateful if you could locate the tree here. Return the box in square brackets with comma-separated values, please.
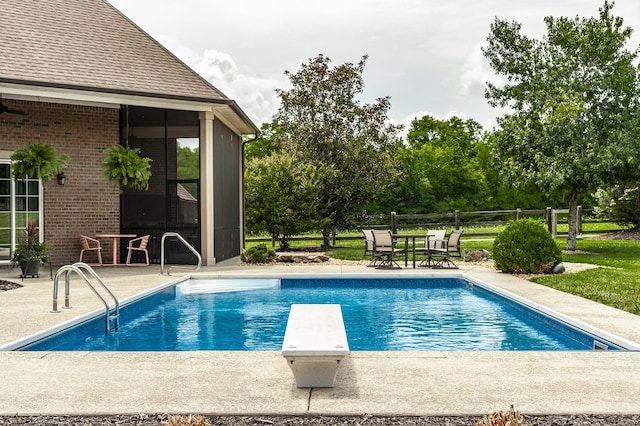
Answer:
[274, 54, 402, 247]
[245, 152, 326, 250]
[244, 121, 280, 162]
[483, 1, 640, 250]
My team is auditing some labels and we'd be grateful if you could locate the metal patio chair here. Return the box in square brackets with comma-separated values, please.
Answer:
[428, 229, 464, 269]
[371, 230, 406, 269]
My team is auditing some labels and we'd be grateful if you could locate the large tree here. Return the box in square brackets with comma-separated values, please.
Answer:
[274, 54, 402, 247]
[483, 1, 640, 250]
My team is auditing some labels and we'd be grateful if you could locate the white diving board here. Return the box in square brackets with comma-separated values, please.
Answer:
[281, 304, 350, 388]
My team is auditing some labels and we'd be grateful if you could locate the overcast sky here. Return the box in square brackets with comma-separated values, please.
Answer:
[108, 0, 640, 133]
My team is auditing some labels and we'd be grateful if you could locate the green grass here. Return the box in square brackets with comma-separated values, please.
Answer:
[530, 239, 640, 315]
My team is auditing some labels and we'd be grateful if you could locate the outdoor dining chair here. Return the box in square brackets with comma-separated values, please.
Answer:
[415, 229, 446, 267]
[79, 235, 102, 265]
[428, 229, 464, 269]
[371, 230, 406, 269]
[362, 229, 380, 267]
[125, 235, 150, 266]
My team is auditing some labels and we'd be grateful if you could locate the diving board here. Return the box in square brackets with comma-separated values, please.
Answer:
[281, 304, 350, 388]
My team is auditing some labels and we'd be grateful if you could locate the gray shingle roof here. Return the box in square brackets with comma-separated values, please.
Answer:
[0, 0, 229, 103]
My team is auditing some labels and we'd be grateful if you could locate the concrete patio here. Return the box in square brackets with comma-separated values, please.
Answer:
[1, 261, 639, 417]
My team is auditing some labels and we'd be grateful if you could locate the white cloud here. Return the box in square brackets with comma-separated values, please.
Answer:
[192, 49, 283, 125]
[459, 43, 504, 98]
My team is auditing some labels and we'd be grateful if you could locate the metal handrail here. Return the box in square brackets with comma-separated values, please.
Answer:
[52, 262, 120, 333]
[160, 232, 202, 276]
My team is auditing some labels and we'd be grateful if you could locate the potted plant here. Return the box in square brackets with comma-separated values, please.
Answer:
[102, 145, 152, 191]
[11, 220, 49, 277]
[10, 140, 69, 183]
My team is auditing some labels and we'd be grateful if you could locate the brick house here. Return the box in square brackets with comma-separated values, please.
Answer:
[0, 0, 258, 267]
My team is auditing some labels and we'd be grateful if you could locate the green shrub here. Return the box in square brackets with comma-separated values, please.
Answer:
[241, 244, 276, 264]
[492, 219, 561, 274]
[594, 184, 640, 228]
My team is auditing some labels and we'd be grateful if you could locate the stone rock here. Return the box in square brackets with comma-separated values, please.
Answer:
[552, 263, 566, 274]
[275, 254, 330, 263]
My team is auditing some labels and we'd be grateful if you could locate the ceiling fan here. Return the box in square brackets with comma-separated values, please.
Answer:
[0, 97, 28, 116]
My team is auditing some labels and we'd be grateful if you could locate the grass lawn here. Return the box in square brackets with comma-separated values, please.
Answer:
[530, 238, 640, 316]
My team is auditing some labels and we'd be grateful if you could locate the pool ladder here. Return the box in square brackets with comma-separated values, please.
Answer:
[52, 262, 120, 333]
[160, 232, 202, 276]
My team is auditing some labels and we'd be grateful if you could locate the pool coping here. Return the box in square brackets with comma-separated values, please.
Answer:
[1, 263, 640, 416]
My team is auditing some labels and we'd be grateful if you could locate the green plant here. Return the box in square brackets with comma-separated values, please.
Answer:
[241, 244, 276, 264]
[492, 219, 561, 274]
[10, 140, 69, 183]
[102, 145, 152, 191]
[594, 185, 640, 228]
[11, 220, 48, 264]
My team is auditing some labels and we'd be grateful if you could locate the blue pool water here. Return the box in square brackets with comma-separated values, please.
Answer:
[20, 277, 621, 351]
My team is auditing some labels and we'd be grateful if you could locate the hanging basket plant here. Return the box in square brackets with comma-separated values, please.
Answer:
[10, 140, 69, 183]
[102, 145, 152, 191]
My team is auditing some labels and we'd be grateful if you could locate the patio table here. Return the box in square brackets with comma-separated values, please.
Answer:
[392, 234, 431, 268]
[95, 234, 137, 265]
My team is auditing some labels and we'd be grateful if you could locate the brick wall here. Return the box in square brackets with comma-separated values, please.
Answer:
[0, 99, 121, 265]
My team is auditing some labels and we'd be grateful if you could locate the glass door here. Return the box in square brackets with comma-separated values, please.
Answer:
[0, 161, 43, 264]
[0, 164, 11, 262]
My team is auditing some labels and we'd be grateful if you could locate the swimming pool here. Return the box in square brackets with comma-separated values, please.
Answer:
[15, 276, 631, 352]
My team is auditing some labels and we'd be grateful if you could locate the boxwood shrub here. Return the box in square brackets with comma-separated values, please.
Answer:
[492, 219, 562, 274]
[241, 244, 276, 264]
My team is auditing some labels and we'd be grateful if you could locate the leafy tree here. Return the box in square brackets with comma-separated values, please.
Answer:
[244, 121, 280, 162]
[245, 152, 327, 250]
[483, 1, 640, 250]
[274, 54, 402, 247]
[177, 145, 199, 180]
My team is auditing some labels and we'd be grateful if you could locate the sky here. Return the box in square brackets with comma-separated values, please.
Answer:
[108, 0, 640, 134]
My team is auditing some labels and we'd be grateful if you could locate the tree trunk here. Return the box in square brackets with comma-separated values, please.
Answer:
[566, 190, 579, 251]
[321, 226, 332, 250]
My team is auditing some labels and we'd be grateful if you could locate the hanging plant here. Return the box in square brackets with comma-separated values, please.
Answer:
[10, 141, 69, 183]
[102, 145, 152, 191]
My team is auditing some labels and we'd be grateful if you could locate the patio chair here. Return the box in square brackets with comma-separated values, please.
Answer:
[371, 230, 406, 269]
[428, 229, 464, 269]
[415, 229, 446, 267]
[79, 235, 102, 265]
[362, 229, 380, 267]
[125, 235, 150, 266]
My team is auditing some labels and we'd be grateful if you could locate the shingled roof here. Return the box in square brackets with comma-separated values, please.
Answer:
[0, 0, 257, 133]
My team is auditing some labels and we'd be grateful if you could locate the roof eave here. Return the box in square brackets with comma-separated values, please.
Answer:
[0, 79, 260, 136]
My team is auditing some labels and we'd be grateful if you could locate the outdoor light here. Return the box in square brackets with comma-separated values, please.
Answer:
[57, 172, 66, 186]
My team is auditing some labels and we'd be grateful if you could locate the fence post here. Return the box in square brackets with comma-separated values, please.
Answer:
[516, 208, 522, 220]
[391, 211, 397, 234]
[577, 205, 583, 237]
[546, 207, 552, 234]
[454, 210, 460, 230]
